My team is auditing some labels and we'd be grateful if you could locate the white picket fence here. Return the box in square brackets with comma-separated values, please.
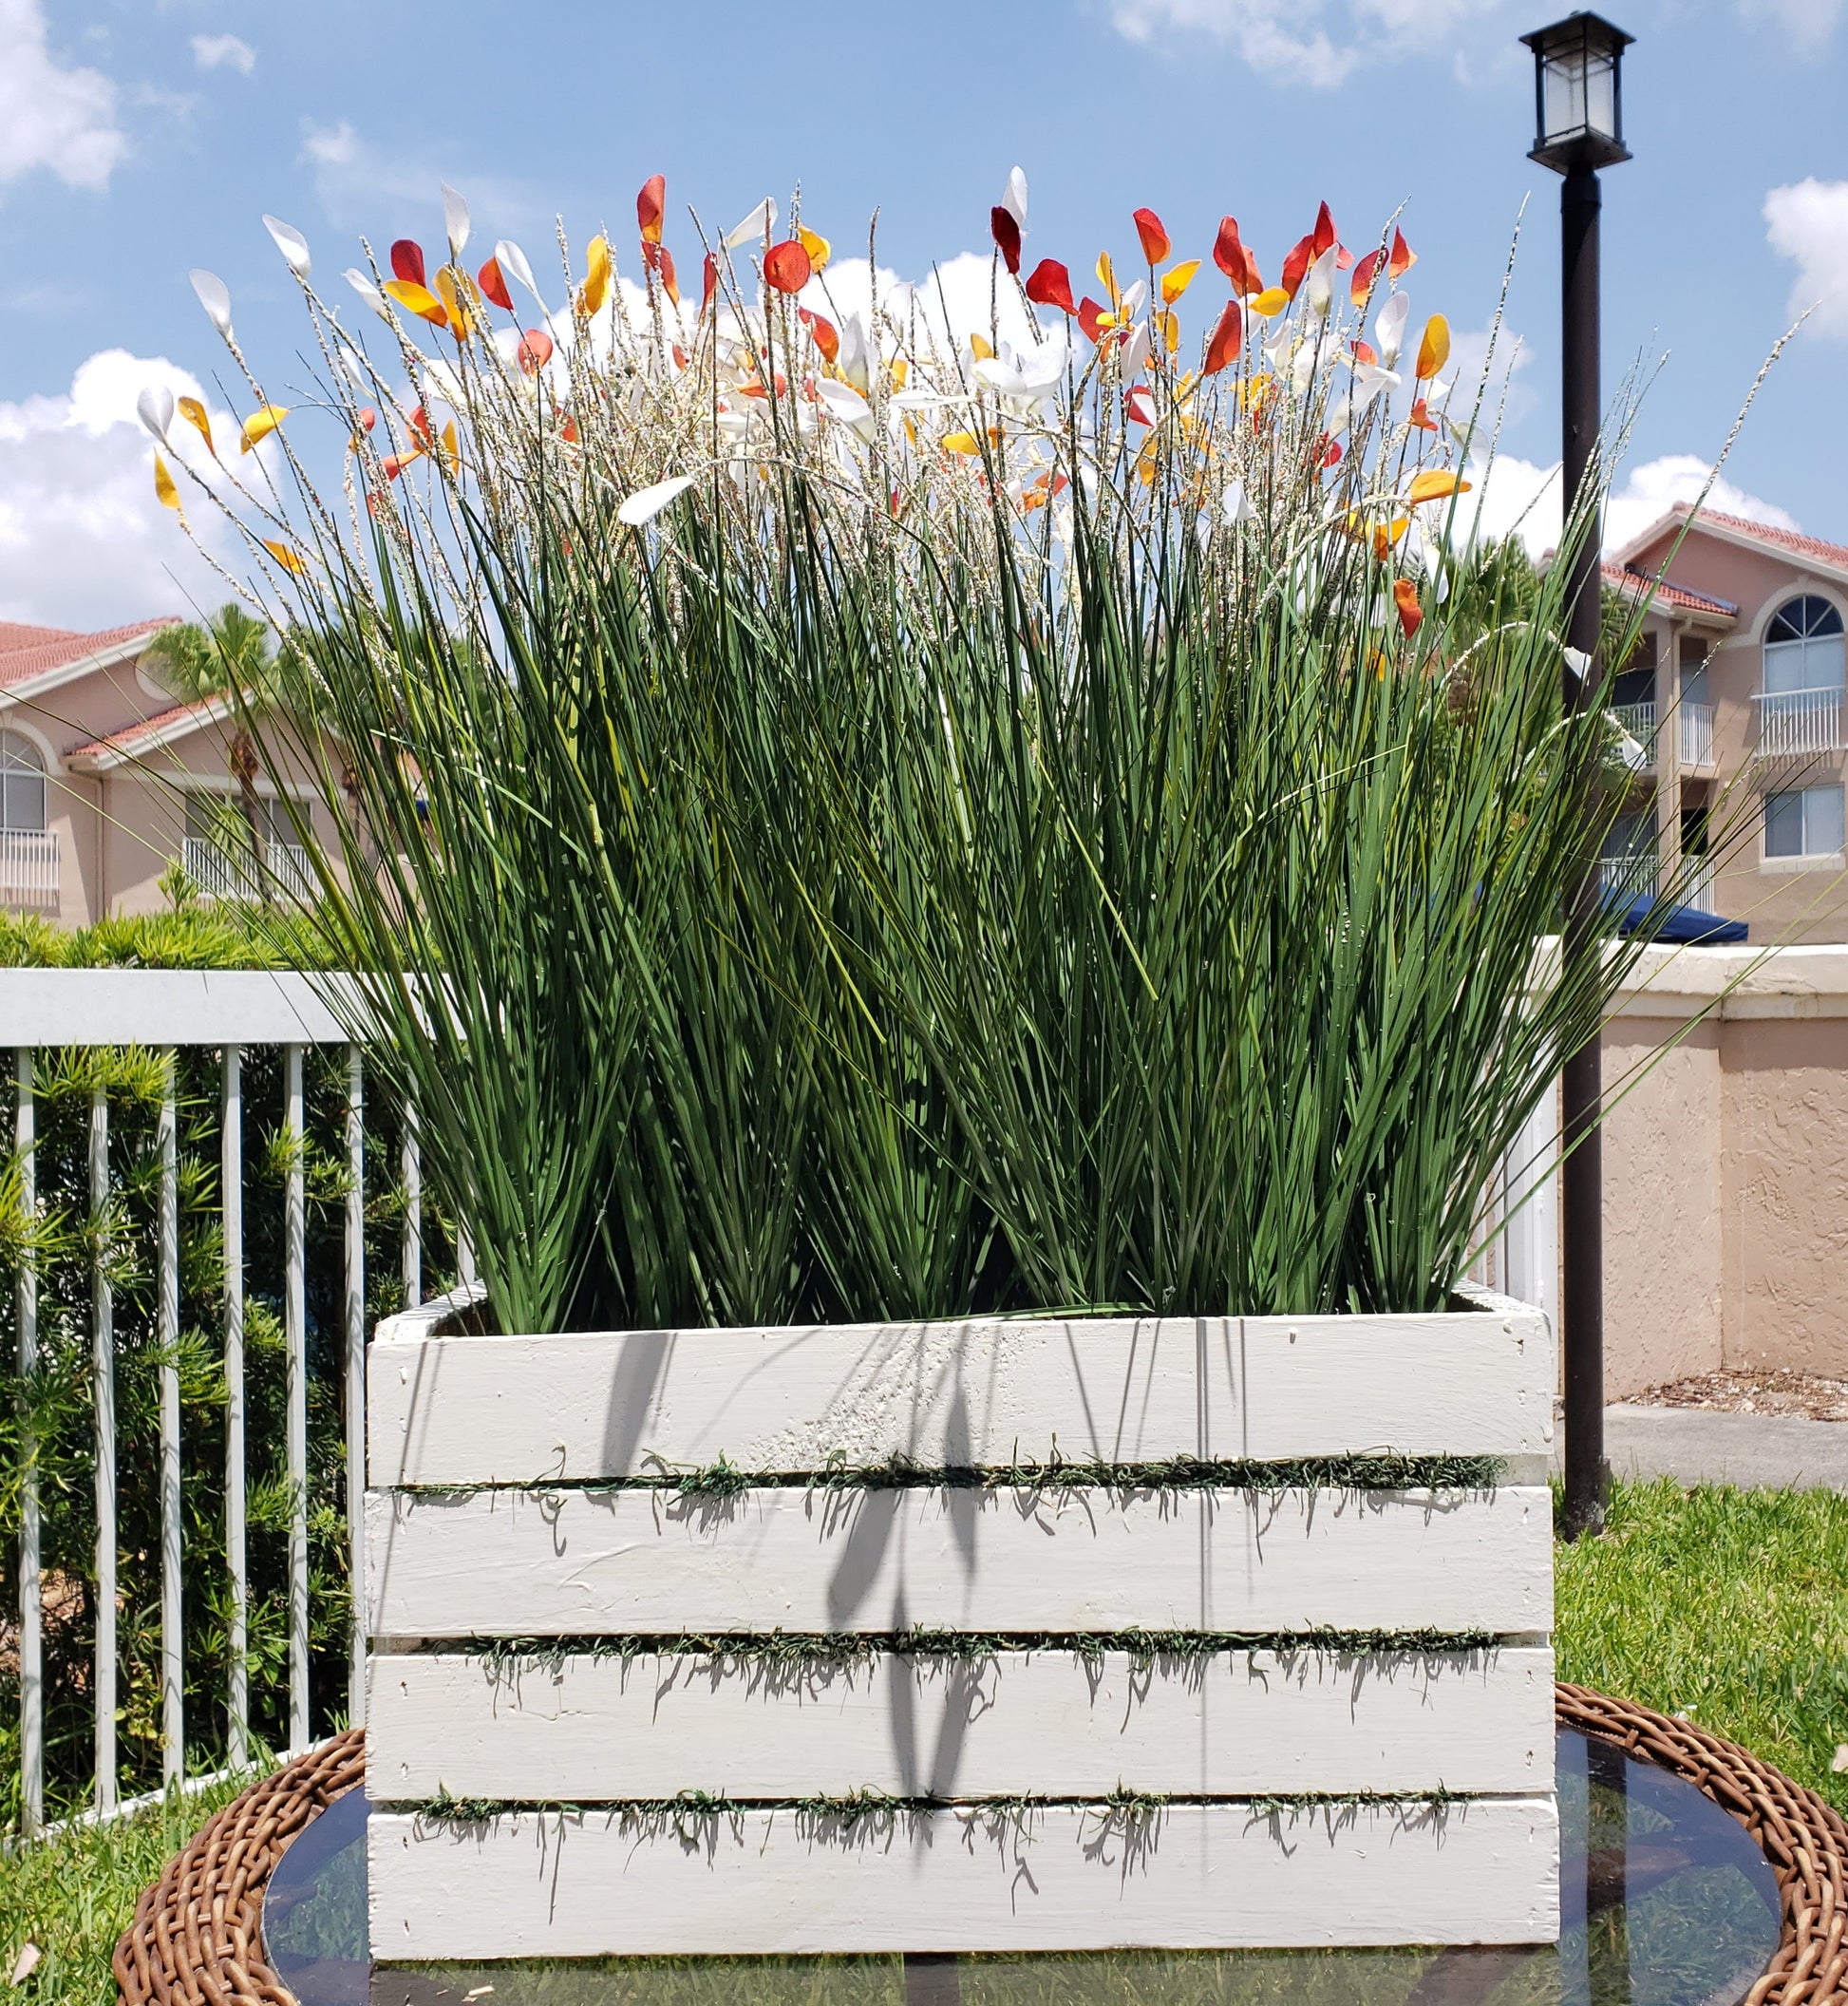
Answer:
[4, 968, 424, 1838]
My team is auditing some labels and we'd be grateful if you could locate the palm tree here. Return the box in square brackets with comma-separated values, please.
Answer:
[144, 603, 278, 879]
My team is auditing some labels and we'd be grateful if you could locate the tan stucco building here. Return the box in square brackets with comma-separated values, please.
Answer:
[0, 617, 335, 925]
[1603, 506, 1848, 943]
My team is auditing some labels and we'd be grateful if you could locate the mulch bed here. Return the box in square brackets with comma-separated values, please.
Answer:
[115, 1694, 1848, 2005]
[1628, 1369, 1848, 1423]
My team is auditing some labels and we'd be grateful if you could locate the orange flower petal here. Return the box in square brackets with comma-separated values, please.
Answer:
[1407, 468, 1471, 504]
[1202, 300, 1242, 375]
[153, 454, 180, 510]
[1393, 577, 1423, 636]
[1415, 313, 1450, 382]
[763, 239, 812, 293]
[384, 279, 449, 329]
[577, 236, 612, 319]
[1132, 207, 1170, 265]
[263, 539, 308, 575]
[637, 173, 666, 245]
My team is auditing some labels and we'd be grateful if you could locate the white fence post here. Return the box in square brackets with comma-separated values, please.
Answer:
[285, 1043, 309, 1753]
[345, 1048, 365, 1728]
[158, 1053, 182, 1788]
[222, 1045, 247, 1769]
[90, 1083, 116, 1815]
[16, 1050, 41, 1837]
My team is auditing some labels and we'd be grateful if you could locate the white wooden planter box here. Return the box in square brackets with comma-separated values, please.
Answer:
[366, 1287, 1557, 1959]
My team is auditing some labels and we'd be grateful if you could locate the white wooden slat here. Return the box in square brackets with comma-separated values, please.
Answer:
[367, 1484, 1551, 1642]
[16, 1050, 41, 1836]
[222, 1046, 247, 1769]
[368, 1796, 1560, 1957]
[0, 968, 352, 1046]
[368, 1644, 1555, 1804]
[345, 1049, 366, 1727]
[368, 1308, 1552, 1488]
[90, 1083, 116, 1814]
[157, 1054, 182, 1787]
[285, 1043, 309, 1752]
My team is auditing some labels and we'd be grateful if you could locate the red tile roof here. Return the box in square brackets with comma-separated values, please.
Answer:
[0, 616, 177, 689]
[1636, 504, 1848, 578]
[66, 694, 232, 766]
[1601, 562, 1738, 618]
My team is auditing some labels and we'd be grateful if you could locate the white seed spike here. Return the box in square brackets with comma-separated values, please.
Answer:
[1002, 166, 1028, 231]
[442, 182, 471, 260]
[262, 216, 311, 279]
[190, 269, 234, 341]
[725, 199, 777, 248]
[137, 384, 175, 445]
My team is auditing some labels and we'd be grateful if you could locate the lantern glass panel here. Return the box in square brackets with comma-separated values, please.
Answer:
[1539, 42, 1588, 141]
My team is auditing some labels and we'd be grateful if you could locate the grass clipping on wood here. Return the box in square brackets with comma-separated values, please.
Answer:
[184, 183, 1701, 1334]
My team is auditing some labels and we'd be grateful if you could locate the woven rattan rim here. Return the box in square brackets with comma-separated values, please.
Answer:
[113, 1690, 1848, 2005]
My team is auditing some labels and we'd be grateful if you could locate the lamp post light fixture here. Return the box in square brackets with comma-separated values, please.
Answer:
[1521, 10, 1632, 1542]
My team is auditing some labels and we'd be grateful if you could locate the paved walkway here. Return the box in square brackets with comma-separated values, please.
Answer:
[1549, 1405, 1848, 1490]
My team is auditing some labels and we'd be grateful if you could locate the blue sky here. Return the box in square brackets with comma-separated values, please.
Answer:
[3, 0, 1847, 626]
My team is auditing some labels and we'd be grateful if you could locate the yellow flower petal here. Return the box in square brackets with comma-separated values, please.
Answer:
[1096, 251, 1119, 310]
[1249, 287, 1290, 318]
[577, 235, 612, 319]
[177, 396, 214, 455]
[383, 279, 449, 327]
[971, 332, 995, 363]
[153, 453, 180, 511]
[1160, 259, 1200, 306]
[441, 418, 460, 468]
[239, 405, 288, 454]
[942, 430, 982, 455]
[798, 225, 831, 274]
[435, 269, 474, 340]
[1415, 313, 1450, 382]
[262, 539, 308, 575]
[1406, 469, 1470, 504]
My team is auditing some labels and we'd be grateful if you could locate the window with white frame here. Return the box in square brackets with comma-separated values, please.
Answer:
[1763, 783, 1846, 861]
[1763, 596, 1846, 695]
[0, 732, 47, 833]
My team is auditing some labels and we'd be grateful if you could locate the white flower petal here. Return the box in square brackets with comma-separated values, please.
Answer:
[1002, 166, 1028, 230]
[816, 379, 872, 424]
[262, 215, 311, 279]
[1221, 479, 1251, 523]
[345, 269, 389, 318]
[1119, 322, 1151, 382]
[495, 239, 542, 308]
[1304, 245, 1341, 319]
[725, 199, 777, 249]
[190, 269, 234, 340]
[137, 385, 175, 445]
[617, 473, 698, 526]
[1376, 293, 1410, 369]
[442, 182, 471, 260]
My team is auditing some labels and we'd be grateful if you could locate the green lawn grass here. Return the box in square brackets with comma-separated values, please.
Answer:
[1554, 1476, 1848, 1820]
[3, 1477, 1843, 2003]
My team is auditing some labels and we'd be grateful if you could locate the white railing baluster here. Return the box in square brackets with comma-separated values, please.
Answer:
[222, 1045, 247, 1769]
[402, 1100, 421, 1311]
[158, 1053, 182, 1787]
[90, 1083, 116, 1814]
[345, 1049, 365, 1727]
[17, 1050, 42, 1837]
[285, 1043, 309, 1752]
[457, 1221, 477, 1289]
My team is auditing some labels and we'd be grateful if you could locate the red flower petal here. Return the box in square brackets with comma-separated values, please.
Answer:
[517, 329, 554, 375]
[1024, 258, 1076, 314]
[1203, 299, 1243, 375]
[799, 307, 840, 364]
[477, 256, 514, 312]
[1280, 233, 1315, 301]
[1394, 577, 1423, 635]
[1311, 201, 1336, 257]
[1077, 295, 1106, 344]
[763, 239, 812, 293]
[990, 206, 1022, 275]
[1132, 207, 1170, 265]
[1349, 249, 1385, 305]
[703, 253, 719, 312]
[1212, 218, 1262, 298]
[637, 173, 666, 246]
[1389, 228, 1417, 280]
[389, 240, 426, 288]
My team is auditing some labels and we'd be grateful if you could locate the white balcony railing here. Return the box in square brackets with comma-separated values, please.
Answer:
[1600, 851, 1659, 902]
[1612, 701, 1657, 765]
[1680, 701, 1715, 767]
[1754, 688, 1845, 759]
[181, 834, 313, 903]
[0, 827, 60, 908]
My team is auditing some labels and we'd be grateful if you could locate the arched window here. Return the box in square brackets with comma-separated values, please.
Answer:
[1763, 595, 1846, 695]
[0, 732, 46, 834]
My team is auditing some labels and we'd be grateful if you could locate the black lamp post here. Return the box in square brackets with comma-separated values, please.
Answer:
[1520, 9, 1632, 1541]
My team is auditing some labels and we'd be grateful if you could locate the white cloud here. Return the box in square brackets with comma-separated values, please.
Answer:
[191, 32, 255, 75]
[0, 0, 123, 190]
[301, 119, 537, 240]
[1105, 0, 1503, 84]
[1466, 449, 1798, 561]
[0, 351, 236, 628]
[1765, 179, 1848, 337]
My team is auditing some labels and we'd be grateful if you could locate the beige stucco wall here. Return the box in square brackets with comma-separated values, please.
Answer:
[1599, 945, 1848, 1391]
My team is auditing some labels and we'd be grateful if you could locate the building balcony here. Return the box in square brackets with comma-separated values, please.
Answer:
[1600, 850, 1659, 901]
[1753, 688, 1846, 759]
[1680, 701, 1715, 768]
[1612, 701, 1657, 766]
[181, 835, 313, 904]
[0, 829, 59, 909]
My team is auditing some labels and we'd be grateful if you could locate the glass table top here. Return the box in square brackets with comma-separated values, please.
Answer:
[263, 1728, 1781, 2006]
